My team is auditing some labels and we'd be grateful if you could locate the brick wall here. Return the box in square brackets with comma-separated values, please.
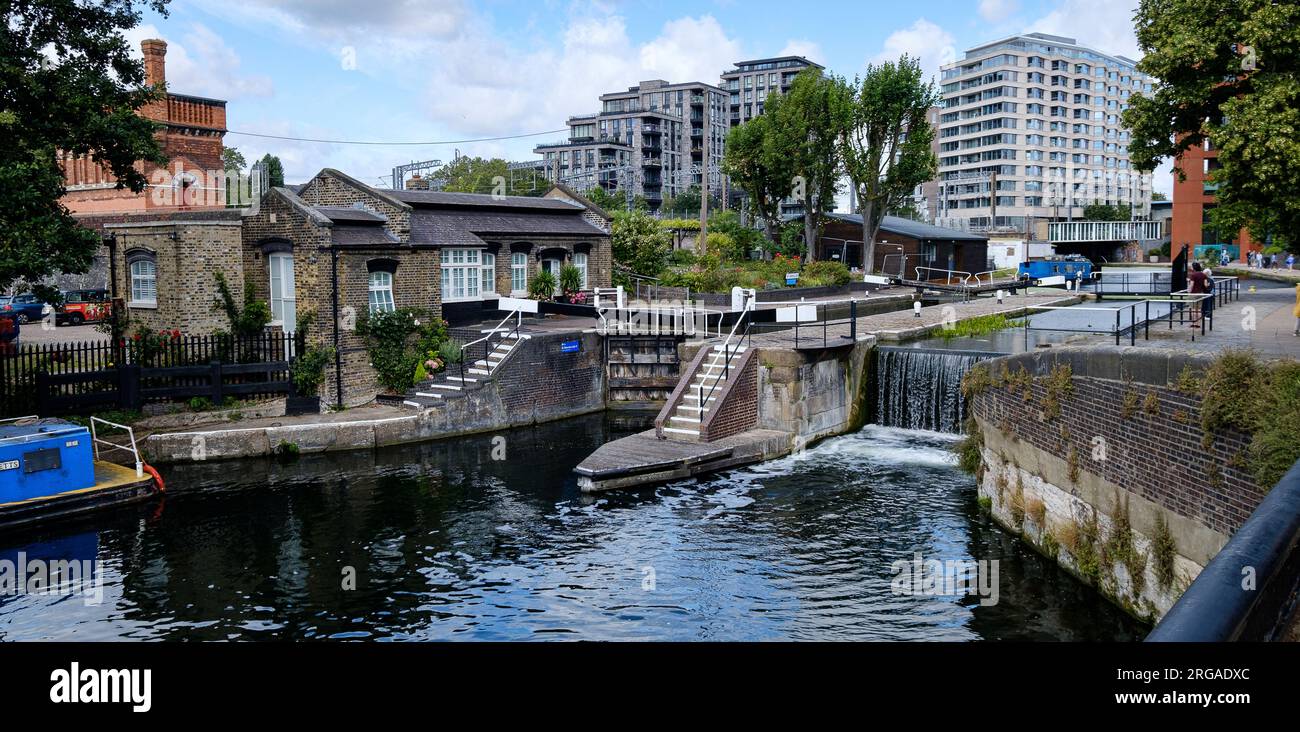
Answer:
[105, 220, 246, 335]
[972, 348, 1263, 533]
[971, 365, 1264, 536]
[493, 330, 605, 420]
[700, 349, 758, 441]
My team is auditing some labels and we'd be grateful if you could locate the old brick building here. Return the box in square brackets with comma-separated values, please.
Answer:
[106, 168, 610, 406]
[63, 38, 228, 215]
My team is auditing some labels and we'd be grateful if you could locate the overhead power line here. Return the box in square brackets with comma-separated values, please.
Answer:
[224, 128, 568, 146]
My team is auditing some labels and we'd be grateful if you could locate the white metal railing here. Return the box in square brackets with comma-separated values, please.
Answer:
[696, 309, 751, 411]
[90, 416, 143, 478]
[597, 305, 723, 337]
[914, 266, 974, 286]
[458, 308, 523, 378]
[1048, 220, 1162, 243]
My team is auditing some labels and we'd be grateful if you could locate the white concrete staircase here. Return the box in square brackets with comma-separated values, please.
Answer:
[402, 329, 531, 410]
[661, 344, 748, 441]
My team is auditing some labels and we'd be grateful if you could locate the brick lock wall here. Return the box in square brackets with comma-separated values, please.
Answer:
[701, 349, 759, 441]
[971, 374, 1265, 536]
[107, 221, 246, 335]
[493, 330, 605, 419]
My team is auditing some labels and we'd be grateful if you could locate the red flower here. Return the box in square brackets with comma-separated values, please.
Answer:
[131, 333, 141, 341]
[171, 330, 181, 339]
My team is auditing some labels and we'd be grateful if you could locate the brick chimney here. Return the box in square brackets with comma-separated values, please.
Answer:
[141, 38, 167, 88]
[405, 173, 431, 191]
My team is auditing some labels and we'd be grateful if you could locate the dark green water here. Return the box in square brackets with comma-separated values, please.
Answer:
[0, 413, 1144, 641]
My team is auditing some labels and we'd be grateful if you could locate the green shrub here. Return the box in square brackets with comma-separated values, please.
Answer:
[290, 344, 334, 396]
[528, 270, 557, 300]
[356, 308, 449, 394]
[558, 264, 584, 295]
[801, 260, 851, 287]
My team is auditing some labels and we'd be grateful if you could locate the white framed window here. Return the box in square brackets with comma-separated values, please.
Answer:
[268, 253, 297, 332]
[368, 271, 395, 313]
[129, 259, 157, 306]
[481, 252, 496, 295]
[440, 247, 481, 301]
[573, 252, 588, 290]
[511, 252, 528, 293]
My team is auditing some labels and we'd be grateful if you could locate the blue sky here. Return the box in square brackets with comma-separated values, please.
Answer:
[128, 0, 1158, 191]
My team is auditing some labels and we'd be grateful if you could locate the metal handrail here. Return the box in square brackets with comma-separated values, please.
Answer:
[90, 416, 143, 478]
[914, 266, 973, 287]
[458, 308, 522, 383]
[697, 309, 750, 413]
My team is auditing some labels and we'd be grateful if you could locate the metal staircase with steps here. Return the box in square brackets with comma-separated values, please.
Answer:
[402, 310, 529, 410]
[661, 343, 748, 441]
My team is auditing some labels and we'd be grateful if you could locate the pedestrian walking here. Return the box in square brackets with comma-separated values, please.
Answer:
[1188, 261, 1211, 328]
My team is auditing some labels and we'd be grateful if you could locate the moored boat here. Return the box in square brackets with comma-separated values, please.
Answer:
[0, 416, 162, 529]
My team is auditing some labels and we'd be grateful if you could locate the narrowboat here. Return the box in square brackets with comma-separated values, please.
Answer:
[0, 416, 162, 529]
[1017, 255, 1097, 284]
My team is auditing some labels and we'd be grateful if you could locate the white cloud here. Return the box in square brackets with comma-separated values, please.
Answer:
[978, 0, 1021, 24]
[778, 39, 824, 64]
[122, 23, 273, 100]
[1028, 0, 1141, 59]
[872, 19, 958, 85]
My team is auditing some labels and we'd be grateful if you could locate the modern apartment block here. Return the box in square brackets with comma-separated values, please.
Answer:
[533, 79, 728, 212]
[719, 56, 824, 129]
[1171, 136, 1256, 259]
[934, 33, 1155, 234]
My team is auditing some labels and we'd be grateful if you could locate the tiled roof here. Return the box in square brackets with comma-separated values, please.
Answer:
[331, 223, 401, 246]
[316, 206, 387, 223]
[392, 189, 584, 211]
[410, 208, 607, 247]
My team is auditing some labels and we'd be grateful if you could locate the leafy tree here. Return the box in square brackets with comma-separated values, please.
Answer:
[433, 156, 541, 197]
[221, 146, 246, 172]
[1151, 191, 1168, 202]
[722, 113, 793, 245]
[707, 209, 763, 262]
[585, 186, 626, 212]
[832, 56, 938, 272]
[662, 186, 701, 217]
[1124, 0, 1300, 244]
[1082, 203, 1131, 222]
[1, 0, 171, 295]
[766, 68, 840, 262]
[257, 153, 285, 188]
[611, 209, 671, 280]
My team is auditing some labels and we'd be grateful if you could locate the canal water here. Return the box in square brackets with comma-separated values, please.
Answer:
[0, 413, 1144, 641]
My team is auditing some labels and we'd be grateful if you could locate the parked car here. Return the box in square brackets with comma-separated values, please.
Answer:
[57, 288, 111, 326]
[0, 293, 53, 324]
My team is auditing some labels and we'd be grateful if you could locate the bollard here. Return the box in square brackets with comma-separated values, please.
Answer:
[913, 301, 922, 318]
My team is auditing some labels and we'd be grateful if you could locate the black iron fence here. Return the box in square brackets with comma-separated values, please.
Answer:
[0, 330, 299, 417]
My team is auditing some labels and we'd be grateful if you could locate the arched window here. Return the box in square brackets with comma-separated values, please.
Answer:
[511, 252, 528, 293]
[481, 252, 496, 295]
[572, 252, 588, 290]
[129, 259, 157, 306]
[368, 271, 395, 313]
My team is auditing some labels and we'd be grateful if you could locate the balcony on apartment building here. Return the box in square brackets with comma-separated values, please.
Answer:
[642, 157, 663, 169]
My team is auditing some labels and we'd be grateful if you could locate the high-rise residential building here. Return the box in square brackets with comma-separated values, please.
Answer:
[533, 79, 728, 212]
[720, 56, 824, 129]
[934, 32, 1155, 234]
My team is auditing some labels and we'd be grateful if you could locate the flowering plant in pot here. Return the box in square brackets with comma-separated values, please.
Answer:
[557, 264, 584, 303]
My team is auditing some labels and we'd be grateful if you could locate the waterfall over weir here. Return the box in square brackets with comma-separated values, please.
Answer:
[873, 347, 1002, 434]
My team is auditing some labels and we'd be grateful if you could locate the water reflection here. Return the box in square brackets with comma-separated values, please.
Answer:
[0, 414, 1143, 641]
